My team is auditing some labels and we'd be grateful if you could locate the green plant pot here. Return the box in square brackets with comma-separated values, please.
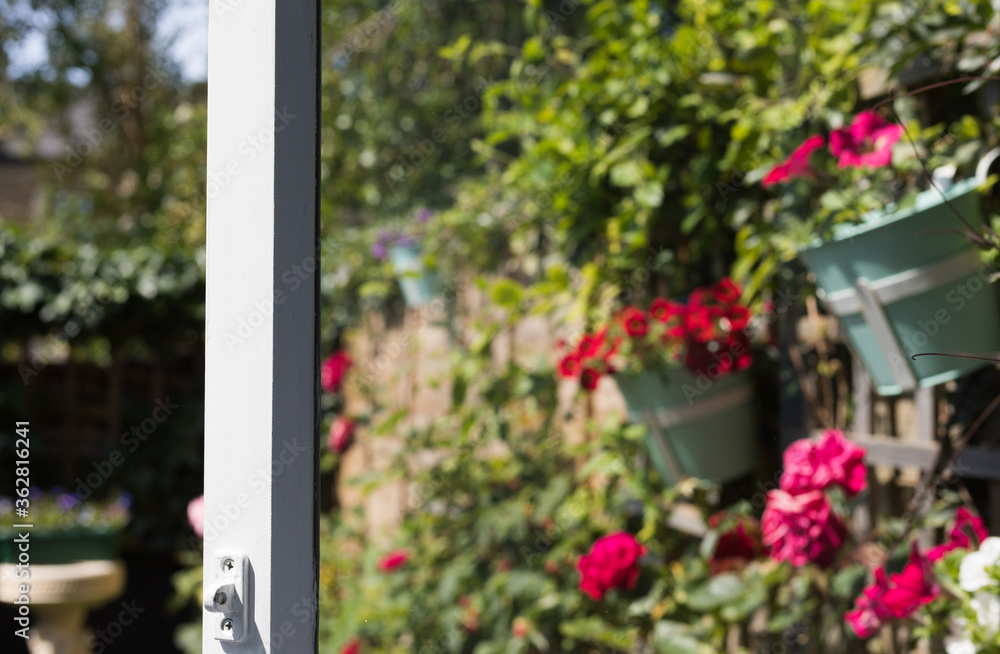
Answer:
[799, 178, 1000, 396]
[389, 243, 441, 307]
[0, 528, 120, 565]
[614, 368, 758, 485]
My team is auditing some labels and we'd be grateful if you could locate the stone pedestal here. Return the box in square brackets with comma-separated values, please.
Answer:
[0, 560, 126, 654]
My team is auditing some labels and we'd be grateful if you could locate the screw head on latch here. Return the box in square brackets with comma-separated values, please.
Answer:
[222, 618, 234, 631]
[223, 558, 235, 572]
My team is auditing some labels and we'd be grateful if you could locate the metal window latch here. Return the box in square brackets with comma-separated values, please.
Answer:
[204, 551, 250, 643]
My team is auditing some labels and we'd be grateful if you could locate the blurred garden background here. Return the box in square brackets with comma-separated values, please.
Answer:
[5, 0, 1000, 652]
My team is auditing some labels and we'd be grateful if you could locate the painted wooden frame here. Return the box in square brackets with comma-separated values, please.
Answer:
[204, 0, 319, 651]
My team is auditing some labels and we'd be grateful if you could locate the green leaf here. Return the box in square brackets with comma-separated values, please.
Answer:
[719, 577, 767, 622]
[687, 573, 743, 611]
[655, 125, 690, 148]
[652, 621, 705, 654]
[832, 564, 868, 600]
[490, 278, 524, 310]
[610, 160, 645, 188]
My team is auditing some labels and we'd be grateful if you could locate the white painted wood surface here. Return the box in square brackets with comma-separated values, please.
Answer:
[204, 0, 318, 651]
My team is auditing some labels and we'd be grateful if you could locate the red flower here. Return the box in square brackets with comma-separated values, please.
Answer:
[577, 532, 646, 600]
[322, 350, 353, 393]
[711, 278, 742, 305]
[512, 617, 530, 639]
[829, 111, 903, 169]
[683, 306, 717, 343]
[558, 354, 582, 378]
[846, 542, 939, 639]
[579, 367, 601, 390]
[927, 506, 989, 562]
[378, 549, 409, 572]
[341, 639, 362, 654]
[762, 135, 825, 187]
[328, 417, 355, 454]
[708, 512, 766, 574]
[558, 329, 618, 392]
[579, 329, 609, 358]
[621, 307, 649, 338]
[780, 429, 867, 497]
[762, 490, 847, 568]
[649, 298, 682, 323]
[726, 305, 751, 331]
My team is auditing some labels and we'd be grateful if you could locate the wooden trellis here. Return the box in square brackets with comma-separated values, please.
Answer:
[846, 361, 1000, 532]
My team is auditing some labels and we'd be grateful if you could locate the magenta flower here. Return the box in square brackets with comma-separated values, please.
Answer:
[927, 506, 989, 562]
[829, 111, 903, 169]
[762, 135, 825, 187]
[321, 350, 353, 394]
[762, 489, 847, 568]
[845, 542, 939, 638]
[378, 549, 409, 572]
[328, 416, 356, 454]
[780, 429, 867, 498]
[577, 532, 646, 600]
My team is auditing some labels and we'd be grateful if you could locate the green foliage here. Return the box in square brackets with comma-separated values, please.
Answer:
[0, 223, 205, 355]
[426, 0, 884, 312]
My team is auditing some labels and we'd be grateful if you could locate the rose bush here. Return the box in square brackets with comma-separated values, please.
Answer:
[312, 394, 993, 653]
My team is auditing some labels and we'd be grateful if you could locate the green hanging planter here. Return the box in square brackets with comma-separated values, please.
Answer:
[614, 368, 758, 485]
[0, 527, 120, 565]
[389, 243, 441, 308]
[799, 177, 1000, 396]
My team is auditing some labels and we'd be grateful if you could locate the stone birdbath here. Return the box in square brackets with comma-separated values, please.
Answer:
[0, 558, 127, 654]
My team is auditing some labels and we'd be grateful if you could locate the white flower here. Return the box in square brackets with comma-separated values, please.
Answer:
[971, 591, 1000, 638]
[960, 537, 1000, 592]
[945, 637, 976, 654]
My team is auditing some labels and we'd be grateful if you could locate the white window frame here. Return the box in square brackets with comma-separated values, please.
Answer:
[203, 1, 319, 651]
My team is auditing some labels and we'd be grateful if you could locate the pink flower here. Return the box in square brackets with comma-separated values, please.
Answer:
[762, 135, 825, 186]
[577, 532, 646, 600]
[341, 639, 361, 654]
[846, 542, 939, 638]
[378, 549, 409, 572]
[927, 506, 989, 561]
[187, 495, 205, 539]
[328, 417, 356, 454]
[321, 350, 353, 393]
[762, 490, 847, 568]
[780, 429, 867, 497]
[829, 111, 903, 169]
